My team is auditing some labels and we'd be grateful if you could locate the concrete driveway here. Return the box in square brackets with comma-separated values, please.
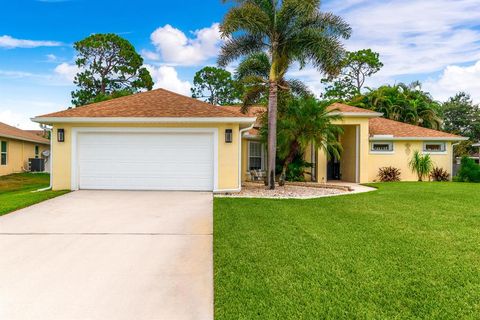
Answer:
[0, 191, 213, 320]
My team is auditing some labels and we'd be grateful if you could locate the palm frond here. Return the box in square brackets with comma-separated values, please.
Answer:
[217, 35, 265, 67]
[220, 2, 272, 36]
[235, 52, 270, 80]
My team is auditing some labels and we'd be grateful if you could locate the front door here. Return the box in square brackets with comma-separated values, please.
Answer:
[327, 157, 341, 180]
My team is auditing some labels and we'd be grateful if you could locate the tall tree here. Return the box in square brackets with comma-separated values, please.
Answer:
[218, 0, 351, 189]
[350, 82, 442, 129]
[72, 33, 153, 106]
[235, 52, 311, 112]
[442, 92, 480, 156]
[191, 66, 241, 105]
[322, 49, 383, 100]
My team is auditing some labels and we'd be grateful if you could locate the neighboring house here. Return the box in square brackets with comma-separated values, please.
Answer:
[32, 89, 466, 192]
[0, 122, 50, 176]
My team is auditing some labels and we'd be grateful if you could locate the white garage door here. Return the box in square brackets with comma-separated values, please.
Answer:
[77, 132, 214, 191]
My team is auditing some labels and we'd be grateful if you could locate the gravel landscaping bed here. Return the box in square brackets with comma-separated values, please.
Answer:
[217, 183, 347, 199]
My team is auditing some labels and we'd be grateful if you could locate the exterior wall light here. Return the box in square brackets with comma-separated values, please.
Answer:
[57, 129, 65, 142]
[225, 129, 233, 143]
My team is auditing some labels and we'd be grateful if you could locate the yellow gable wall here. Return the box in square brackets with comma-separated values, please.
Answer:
[0, 137, 49, 176]
[367, 141, 454, 181]
[50, 122, 240, 191]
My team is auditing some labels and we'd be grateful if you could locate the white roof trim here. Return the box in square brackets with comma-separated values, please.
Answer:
[473, 143, 480, 147]
[0, 133, 49, 145]
[329, 111, 383, 118]
[32, 116, 257, 124]
[369, 136, 468, 141]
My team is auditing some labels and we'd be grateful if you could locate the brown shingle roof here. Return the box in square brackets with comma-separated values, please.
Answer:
[369, 117, 464, 139]
[220, 105, 266, 127]
[0, 122, 49, 144]
[25, 130, 46, 137]
[36, 88, 249, 119]
[327, 103, 380, 114]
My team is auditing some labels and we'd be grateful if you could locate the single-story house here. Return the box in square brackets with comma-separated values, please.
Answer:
[32, 88, 466, 191]
[223, 103, 467, 184]
[0, 122, 50, 176]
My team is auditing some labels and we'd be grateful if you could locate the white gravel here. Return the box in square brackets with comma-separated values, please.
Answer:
[216, 183, 347, 199]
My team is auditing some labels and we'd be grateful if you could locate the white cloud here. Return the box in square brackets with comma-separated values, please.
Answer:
[285, 0, 480, 98]
[323, 0, 480, 77]
[0, 99, 62, 130]
[424, 61, 480, 103]
[148, 23, 222, 66]
[145, 65, 191, 95]
[53, 63, 79, 83]
[141, 49, 160, 61]
[0, 35, 62, 49]
[0, 110, 42, 130]
[46, 54, 58, 62]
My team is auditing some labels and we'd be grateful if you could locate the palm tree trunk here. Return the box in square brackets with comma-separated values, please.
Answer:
[279, 141, 299, 185]
[267, 80, 278, 190]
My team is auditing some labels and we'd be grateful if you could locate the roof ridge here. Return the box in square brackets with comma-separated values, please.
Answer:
[36, 87, 251, 119]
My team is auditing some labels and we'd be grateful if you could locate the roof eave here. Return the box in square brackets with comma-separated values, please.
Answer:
[330, 111, 383, 118]
[0, 133, 49, 145]
[32, 116, 257, 125]
[369, 136, 468, 141]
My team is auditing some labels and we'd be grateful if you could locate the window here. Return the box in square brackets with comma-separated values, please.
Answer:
[371, 141, 394, 152]
[35, 145, 39, 158]
[1, 141, 7, 165]
[248, 141, 264, 170]
[423, 142, 446, 153]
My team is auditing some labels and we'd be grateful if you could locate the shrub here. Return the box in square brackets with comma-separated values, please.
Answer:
[456, 157, 480, 182]
[409, 150, 433, 181]
[430, 167, 450, 181]
[378, 166, 401, 182]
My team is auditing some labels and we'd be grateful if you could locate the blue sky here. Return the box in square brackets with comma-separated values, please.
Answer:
[1, 0, 480, 128]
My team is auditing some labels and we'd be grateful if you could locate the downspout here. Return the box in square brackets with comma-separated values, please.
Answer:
[237, 123, 255, 191]
[34, 125, 53, 192]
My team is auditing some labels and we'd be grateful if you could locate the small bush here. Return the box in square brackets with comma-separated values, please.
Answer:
[456, 157, 480, 182]
[378, 166, 401, 182]
[430, 167, 450, 181]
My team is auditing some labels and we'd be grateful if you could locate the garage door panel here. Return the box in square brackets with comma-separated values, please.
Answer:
[77, 132, 214, 191]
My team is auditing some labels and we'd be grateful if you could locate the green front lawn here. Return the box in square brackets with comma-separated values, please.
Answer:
[0, 173, 69, 216]
[214, 182, 480, 319]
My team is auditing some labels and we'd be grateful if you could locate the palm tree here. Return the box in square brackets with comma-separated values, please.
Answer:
[218, 0, 351, 189]
[351, 82, 442, 129]
[262, 96, 343, 183]
[409, 150, 433, 181]
[235, 52, 311, 112]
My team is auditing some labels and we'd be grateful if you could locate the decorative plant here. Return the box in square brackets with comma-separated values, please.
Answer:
[430, 167, 450, 182]
[409, 150, 433, 181]
[378, 167, 401, 182]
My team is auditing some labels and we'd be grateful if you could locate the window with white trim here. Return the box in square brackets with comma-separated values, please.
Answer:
[248, 141, 264, 170]
[423, 142, 446, 152]
[1, 141, 7, 165]
[371, 141, 394, 152]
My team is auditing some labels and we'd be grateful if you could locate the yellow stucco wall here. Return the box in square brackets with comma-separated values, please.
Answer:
[339, 126, 357, 182]
[316, 117, 370, 183]
[0, 137, 49, 176]
[240, 116, 456, 184]
[367, 141, 454, 181]
[50, 123, 240, 191]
